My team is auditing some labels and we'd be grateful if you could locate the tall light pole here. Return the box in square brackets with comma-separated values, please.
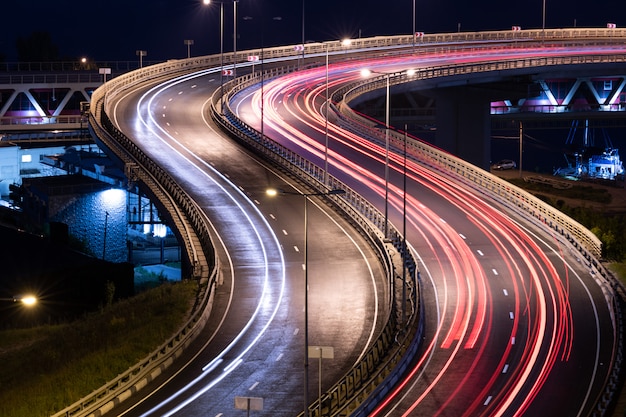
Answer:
[361, 68, 415, 238]
[412, 0, 416, 52]
[184, 39, 194, 58]
[233, 0, 238, 77]
[203, 0, 226, 113]
[542, 0, 546, 34]
[360, 69, 390, 238]
[301, 0, 306, 64]
[136, 50, 147, 68]
[266, 187, 346, 417]
[324, 42, 330, 185]
[1, 295, 37, 306]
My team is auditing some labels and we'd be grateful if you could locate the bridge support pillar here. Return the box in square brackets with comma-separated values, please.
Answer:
[429, 86, 492, 170]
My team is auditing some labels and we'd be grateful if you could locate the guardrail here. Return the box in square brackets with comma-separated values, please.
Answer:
[332, 48, 626, 260]
[212, 70, 421, 417]
[56, 28, 626, 417]
[52, 83, 218, 417]
[334, 55, 626, 416]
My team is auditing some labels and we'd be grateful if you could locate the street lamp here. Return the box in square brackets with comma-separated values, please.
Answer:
[1, 295, 37, 306]
[324, 42, 330, 185]
[203, 0, 237, 113]
[412, 0, 416, 52]
[301, 0, 306, 66]
[361, 68, 415, 239]
[135, 50, 147, 68]
[542, 0, 546, 33]
[184, 39, 194, 58]
[233, 0, 238, 77]
[266, 187, 346, 417]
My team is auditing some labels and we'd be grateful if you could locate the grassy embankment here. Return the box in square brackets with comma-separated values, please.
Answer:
[0, 278, 197, 417]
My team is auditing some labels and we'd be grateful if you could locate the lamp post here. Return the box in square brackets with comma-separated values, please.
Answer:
[412, 0, 416, 52]
[1, 295, 37, 306]
[542, 0, 546, 35]
[184, 39, 194, 58]
[301, 0, 306, 65]
[266, 187, 346, 417]
[361, 69, 390, 238]
[361, 68, 415, 239]
[324, 42, 330, 185]
[233, 0, 238, 77]
[135, 50, 147, 68]
[103, 210, 109, 260]
[204, 0, 234, 113]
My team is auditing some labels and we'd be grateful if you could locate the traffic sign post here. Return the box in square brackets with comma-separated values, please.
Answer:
[247, 55, 260, 74]
[234, 396, 263, 417]
[308, 346, 334, 417]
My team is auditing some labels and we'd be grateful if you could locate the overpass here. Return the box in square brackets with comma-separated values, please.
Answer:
[2, 30, 626, 169]
[6, 28, 625, 417]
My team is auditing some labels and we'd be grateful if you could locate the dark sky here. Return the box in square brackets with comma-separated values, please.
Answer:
[2, 0, 625, 62]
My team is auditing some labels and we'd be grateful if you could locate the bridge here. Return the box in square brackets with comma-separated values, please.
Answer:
[2, 30, 626, 169]
[3, 28, 625, 417]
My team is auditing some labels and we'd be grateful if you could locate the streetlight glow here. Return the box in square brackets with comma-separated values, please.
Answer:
[2, 294, 38, 306]
[20, 295, 37, 306]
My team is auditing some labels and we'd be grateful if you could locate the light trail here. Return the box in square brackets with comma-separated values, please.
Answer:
[113, 69, 288, 416]
[231, 43, 616, 416]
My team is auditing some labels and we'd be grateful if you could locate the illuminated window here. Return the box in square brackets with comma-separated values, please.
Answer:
[21, 154, 32, 163]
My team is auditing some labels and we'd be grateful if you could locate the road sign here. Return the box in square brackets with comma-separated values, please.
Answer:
[222, 69, 234, 76]
[234, 396, 263, 411]
[308, 345, 334, 359]
[294, 44, 304, 51]
[247, 55, 259, 62]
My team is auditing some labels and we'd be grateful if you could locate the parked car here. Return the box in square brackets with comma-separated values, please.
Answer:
[492, 159, 517, 170]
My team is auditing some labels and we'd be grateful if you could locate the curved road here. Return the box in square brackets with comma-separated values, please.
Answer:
[231, 43, 619, 416]
[105, 68, 388, 416]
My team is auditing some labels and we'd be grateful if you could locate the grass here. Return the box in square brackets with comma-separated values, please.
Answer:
[0, 280, 198, 417]
[506, 177, 613, 204]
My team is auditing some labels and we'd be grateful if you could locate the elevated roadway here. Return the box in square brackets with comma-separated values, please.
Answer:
[229, 37, 622, 416]
[90, 66, 388, 417]
[67, 28, 625, 417]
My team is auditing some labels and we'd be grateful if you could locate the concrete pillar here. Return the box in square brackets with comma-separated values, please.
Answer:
[430, 86, 492, 170]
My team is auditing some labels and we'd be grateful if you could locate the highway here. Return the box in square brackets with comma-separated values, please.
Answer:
[230, 42, 619, 416]
[85, 30, 625, 417]
[104, 67, 388, 416]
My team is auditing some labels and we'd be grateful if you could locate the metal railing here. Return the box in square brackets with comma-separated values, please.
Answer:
[334, 55, 626, 416]
[212, 70, 421, 417]
[331, 50, 626, 260]
[51, 79, 217, 417]
[52, 28, 626, 417]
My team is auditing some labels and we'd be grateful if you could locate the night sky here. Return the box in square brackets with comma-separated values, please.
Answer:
[1, 0, 625, 62]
